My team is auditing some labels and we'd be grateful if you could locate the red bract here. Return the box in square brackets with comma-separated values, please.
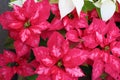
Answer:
[95, 19, 120, 49]
[0, 0, 51, 47]
[66, 30, 81, 42]
[85, 18, 106, 35]
[89, 17, 120, 80]
[0, 67, 14, 80]
[0, 50, 36, 80]
[63, 10, 88, 31]
[105, 19, 120, 44]
[111, 42, 120, 57]
[82, 18, 106, 49]
[113, 12, 120, 22]
[14, 40, 31, 57]
[84, 18, 120, 49]
[113, 4, 120, 22]
[92, 58, 104, 80]
[82, 33, 98, 49]
[105, 55, 120, 80]
[50, 4, 60, 18]
[33, 32, 87, 80]
[87, 9, 99, 20]
[89, 50, 107, 80]
[49, 4, 64, 31]
[0, 0, 120, 80]
[89, 47, 120, 80]
[49, 17, 64, 30]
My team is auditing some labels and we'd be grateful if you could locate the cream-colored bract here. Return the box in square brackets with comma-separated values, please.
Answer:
[9, 0, 38, 7]
[58, 0, 84, 19]
[89, 0, 120, 21]
[10, 0, 120, 21]
[9, 0, 24, 7]
[101, 0, 116, 21]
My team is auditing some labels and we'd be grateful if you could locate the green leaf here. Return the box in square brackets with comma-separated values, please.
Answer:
[26, 74, 38, 80]
[58, 29, 66, 37]
[82, 1, 101, 19]
[39, 38, 48, 46]
[47, 11, 55, 23]
[96, 7, 101, 19]
[5, 37, 14, 49]
[10, 0, 16, 2]
[82, 1, 96, 12]
[18, 75, 25, 80]
[79, 64, 92, 80]
[50, 0, 58, 3]
[28, 50, 35, 63]
[9, 0, 16, 7]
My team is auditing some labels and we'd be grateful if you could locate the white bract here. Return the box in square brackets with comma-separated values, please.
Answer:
[58, 0, 84, 19]
[9, 0, 38, 7]
[89, 0, 120, 21]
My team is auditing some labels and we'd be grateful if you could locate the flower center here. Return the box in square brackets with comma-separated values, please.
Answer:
[67, 13, 74, 19]
[104, 46, 110, 51]
[100, 73, 107, 80]
[24, 20, 31, 28]
[57, 61, 62, 67]
[7, 62, 19, 67]
[57, 60, 64, 69]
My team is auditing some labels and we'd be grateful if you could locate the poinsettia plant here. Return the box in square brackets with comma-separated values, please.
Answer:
[0, 0, 120, 80]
